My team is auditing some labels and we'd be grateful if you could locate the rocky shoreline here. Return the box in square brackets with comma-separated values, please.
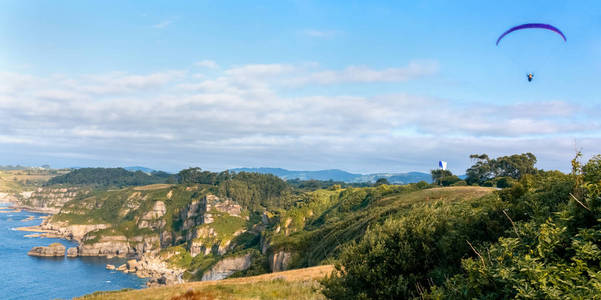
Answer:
[8, 190, 268, 288]
[14, 206, 180, 287]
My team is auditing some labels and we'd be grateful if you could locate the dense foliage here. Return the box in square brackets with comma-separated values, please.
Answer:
[430, 169, 461, 186]
[286, 179, 373, 191]
[47, 168, 175, 187]
[177, 167, 297, 211]
[321, 192, 508, 299]
[425, 153, 601, 299]
[466, 153, 537, 185]
[322, 153, 601, 299]
[268, 184, 489, 272]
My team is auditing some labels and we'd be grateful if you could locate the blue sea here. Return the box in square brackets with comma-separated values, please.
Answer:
[0, 203, 147, 299]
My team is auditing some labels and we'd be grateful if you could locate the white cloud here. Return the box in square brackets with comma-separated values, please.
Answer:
[0, 63, 598, 173]
[225, 64, 296, 77]
[195, 60, 219, 69]
[288, 61, 439, 85]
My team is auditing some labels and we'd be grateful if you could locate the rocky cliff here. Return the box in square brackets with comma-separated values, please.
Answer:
[41, 220, 110, 242]
[78, 234, 160, 257]
[269, 250, 293, 272]
[201, 254, 252, 281]
[19, 181, 299, 286]
[28, 243, 66, 257]
[12, 187, 87, 213]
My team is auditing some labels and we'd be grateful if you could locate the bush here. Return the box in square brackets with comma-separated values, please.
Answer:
[321, 194, 507, 299]
[450, 180, 467, 186]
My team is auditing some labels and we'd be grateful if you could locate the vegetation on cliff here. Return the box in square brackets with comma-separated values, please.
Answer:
[321, 153, 601, 299]
[17, 152, 601, 299]
[0, 169, 69, 193]
[46, 168, 175, 187]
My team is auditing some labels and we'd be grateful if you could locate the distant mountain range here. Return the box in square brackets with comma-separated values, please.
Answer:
[123, 166, 157, 173]
[229, 167, 434, 184]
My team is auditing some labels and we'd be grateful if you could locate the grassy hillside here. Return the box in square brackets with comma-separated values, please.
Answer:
[320, 155, 601, 299]
[72, 185, 498, 299]
[266, 186, 495, 268]
[0, 169, 68, 193]
[79, 265, 333, 300]
[49, 175, 495, 292]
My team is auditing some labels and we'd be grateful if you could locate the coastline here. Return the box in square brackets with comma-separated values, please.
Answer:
[9, 202, 176, 287]
[0, 204, 148, 299]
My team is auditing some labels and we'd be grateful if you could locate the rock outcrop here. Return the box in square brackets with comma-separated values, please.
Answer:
[138, 201, 167, 230]
[180, 194, 244, 232]
[78, 235, 131, 257]
[28, 243, 66, 257]
[0, 192, 17, 203]
[201, 254, 252, 281]
[12, 187, 86, 213]
[41, 220, 110, 242]
[136, 255, 185, 286]
[207, 195, 243, 217]
[77, 234, 160, 257]
[269, 250, 292, 272]
[66, 247, 78, 257]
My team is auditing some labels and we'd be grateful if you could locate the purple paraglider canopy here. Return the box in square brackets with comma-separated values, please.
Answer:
[496, 23, 566, 46]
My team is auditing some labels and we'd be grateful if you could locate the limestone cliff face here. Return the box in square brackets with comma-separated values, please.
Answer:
[78, 235, 131, 257]
[188, 227, 216, 257]
[139, 254, 185, 286]
[201, 254, 252, 281]
[78, 234, 160, 257]
[180, 194, 245, 232]
[0, 192, 17, 203]
[41, 220, 110, 242]
[269, 250, 293, 272]
[138, 201, 167, 230]
[12, 187, 86, 213]
[28, 243, 66, 257]
[179, 194, 246, 258]
[66, 247, 78, 257]
[206, 195, 243, 217]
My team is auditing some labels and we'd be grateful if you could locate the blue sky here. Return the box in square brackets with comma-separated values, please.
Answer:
[1, 1, 600, 173]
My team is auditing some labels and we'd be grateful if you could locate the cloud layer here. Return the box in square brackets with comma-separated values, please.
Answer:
[0, 61, 598, 173]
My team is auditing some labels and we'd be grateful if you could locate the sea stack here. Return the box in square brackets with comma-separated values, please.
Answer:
[27, 243, 66, 257]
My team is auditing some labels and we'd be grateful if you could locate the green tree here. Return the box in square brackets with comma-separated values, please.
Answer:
[431, 169, 453, 186]
[375, 178, 390, 186]
[466, 153, 537, 185]
[583, 154, 601, 183]
[321, 195, 507, 299]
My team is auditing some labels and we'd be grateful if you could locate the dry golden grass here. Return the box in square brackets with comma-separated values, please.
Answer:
[0, 169, 68, 192]
[133, 184, 174, 191]
[377, 185, 496, 209]
[79, 265, 334, 300]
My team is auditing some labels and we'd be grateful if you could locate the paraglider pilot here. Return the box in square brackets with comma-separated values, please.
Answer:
[527, 73, 534, 82]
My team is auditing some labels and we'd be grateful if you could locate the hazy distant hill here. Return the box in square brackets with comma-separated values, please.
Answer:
[230, 167, 433, 184]
[124, 166, 156, 173]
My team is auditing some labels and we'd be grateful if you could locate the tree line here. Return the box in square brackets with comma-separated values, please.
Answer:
[322, 153, 601, 299]
[46, 168, 175, 187]
[431, 152, 538, 187]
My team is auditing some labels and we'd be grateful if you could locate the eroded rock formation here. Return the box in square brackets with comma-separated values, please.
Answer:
[28, 243, 66, 257]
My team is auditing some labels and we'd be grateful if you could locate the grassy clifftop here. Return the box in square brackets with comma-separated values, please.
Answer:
[267, 186, 496, 268]
[0, 169, 69, 193]
[76, 185, 498, 299]
[79, 265, 334, 300]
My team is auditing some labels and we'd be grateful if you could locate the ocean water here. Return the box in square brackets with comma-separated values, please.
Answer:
[0, 204, 147, 299]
